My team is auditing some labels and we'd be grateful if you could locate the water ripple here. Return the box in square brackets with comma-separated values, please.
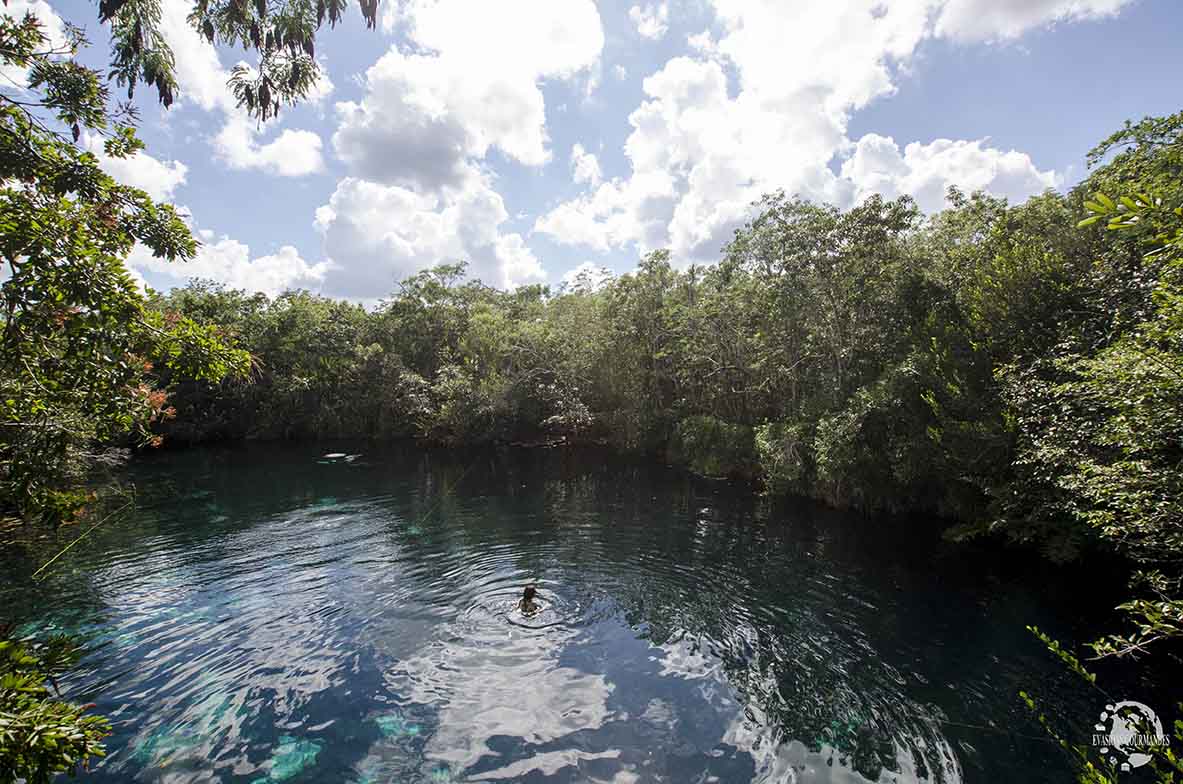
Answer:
[0, 443, 1113, 783]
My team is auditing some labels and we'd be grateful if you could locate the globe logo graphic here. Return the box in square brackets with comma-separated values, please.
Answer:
[1095, 701, 1167, 772]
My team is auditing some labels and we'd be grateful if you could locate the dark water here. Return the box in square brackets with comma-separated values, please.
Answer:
[0, 443, 1161, 783]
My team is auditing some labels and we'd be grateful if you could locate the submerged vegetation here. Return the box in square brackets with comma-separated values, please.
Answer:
[0, 633, 108, 783]
[1, 0, 1181, 779]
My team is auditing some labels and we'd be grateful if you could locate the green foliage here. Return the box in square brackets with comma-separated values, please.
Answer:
[812, 363, 931, 511]
[1028, 625, 1098, 686]
[0, 11, 248, 523]
[993, 115, 1183, 659]
[92, 0, 384, 120]
[0, 633, 110, 783]
[669, 416, 756, 478]
[1085, 112, 1183, 202]
[753, 420, 813, 496]
[1024, 627, 1183, 783]
[421, 363, 504, 445]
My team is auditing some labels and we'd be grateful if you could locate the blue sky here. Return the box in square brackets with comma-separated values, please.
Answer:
[14, 0, 1183, 298]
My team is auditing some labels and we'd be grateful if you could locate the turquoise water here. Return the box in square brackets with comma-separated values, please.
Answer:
[0, 443, 1153, 782]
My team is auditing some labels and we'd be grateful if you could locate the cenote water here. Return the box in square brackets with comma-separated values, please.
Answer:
[0, 443, 1160, 783]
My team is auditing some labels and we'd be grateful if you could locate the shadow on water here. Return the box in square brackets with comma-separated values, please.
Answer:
[0, 441, 1166, 783]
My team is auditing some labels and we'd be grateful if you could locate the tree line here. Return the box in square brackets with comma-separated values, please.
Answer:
[151, 115, 1179, 625]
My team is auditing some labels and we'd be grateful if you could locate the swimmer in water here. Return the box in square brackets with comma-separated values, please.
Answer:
[518, 584, 540, 615]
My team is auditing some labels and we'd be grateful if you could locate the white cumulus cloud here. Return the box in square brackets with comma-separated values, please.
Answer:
[841, 133, 1059, 212]
[629, 2, 670, 40]
[325, 0, 601, 291]
[157, 0, 236, 113]
[215, 116, 325, 177]
[571, 143, 603, 186]
[82, 135, 188, 201]
[534, 168, 677, 254]
[332, 47, 540, 189]
[314, 172, 544, 299]
[935, 0, 1134, 41]
[129, 235, 329, 297]
[536, 45, 853, 261]
[334, 0, 603, 190]
[536, 0, 1124, 264]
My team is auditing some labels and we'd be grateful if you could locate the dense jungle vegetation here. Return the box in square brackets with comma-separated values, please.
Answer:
[145, 123, 1183, 611]
[1, 0, 1181, 779]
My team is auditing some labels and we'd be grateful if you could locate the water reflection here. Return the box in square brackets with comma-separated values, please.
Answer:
[0, 443, 1125, 782]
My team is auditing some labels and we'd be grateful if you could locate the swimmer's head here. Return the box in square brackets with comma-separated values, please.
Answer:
[522, 584, 537, 602]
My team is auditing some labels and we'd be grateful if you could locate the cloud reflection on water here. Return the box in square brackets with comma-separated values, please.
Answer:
[1, 443, 1102, 783]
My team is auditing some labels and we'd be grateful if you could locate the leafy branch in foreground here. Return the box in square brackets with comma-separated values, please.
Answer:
[1024, 627, 1183, 784]
[1, 11, 249, 522]
[1061, 185, 1183, 660]
[94, 0, 382, 120]
[0, 8, 252, 778]
[0, 632, 110, 784]
[1020, 118, 1183, 780]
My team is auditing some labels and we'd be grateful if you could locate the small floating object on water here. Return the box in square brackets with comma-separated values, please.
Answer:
[251, 735, 323, 783]
[323, 452, 347, 459]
